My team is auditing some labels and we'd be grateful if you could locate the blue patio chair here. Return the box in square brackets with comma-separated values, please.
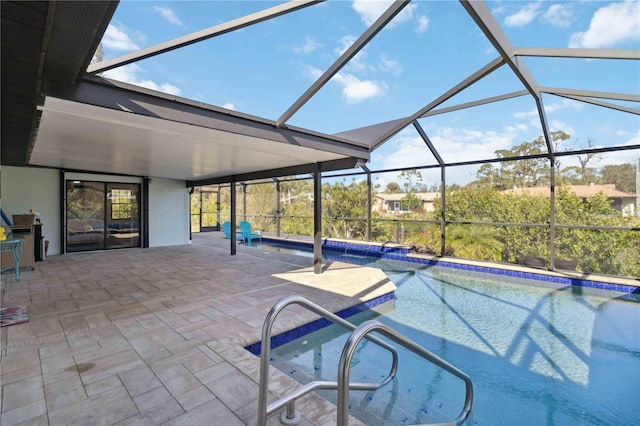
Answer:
[222, 221, 232, 239]
[222, 221, 243, 241]
[239, 221, 262, 245]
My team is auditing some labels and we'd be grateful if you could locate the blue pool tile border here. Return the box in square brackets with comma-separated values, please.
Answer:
[262, 237, 640, 298]
[244, 291, 395, 356]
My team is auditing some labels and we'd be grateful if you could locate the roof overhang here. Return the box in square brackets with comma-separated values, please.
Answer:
[30, 77, 369, 183]
[1, 1, 117, 166]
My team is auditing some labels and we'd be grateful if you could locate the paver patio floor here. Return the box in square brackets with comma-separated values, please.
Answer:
[1, 232, 395, 425]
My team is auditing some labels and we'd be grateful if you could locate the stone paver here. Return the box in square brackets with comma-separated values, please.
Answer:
[1, 233, 396, 425]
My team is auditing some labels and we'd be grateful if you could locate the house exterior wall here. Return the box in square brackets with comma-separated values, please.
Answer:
[148, 177, 190, 247]
[0, 166, 189, 255]
[1, 166, 61, 254]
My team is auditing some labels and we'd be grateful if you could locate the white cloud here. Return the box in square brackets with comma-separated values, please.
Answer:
[223, 103, 235, 110]
[293, 36, 321, 54]
[104, 64, 181, 96]
[542, 4, 572, 27]
[544, 99, 583, 113]
[504, 3, 541, 27]
[304, 65, 323, 81]
[382, 127, 518, 170]
[352, 0, 418, 28]
[334, 34, 359, 57]
[513, 99, 582, 120]
[569, 1, 640, 48]
[415, 15, 429, 33]
[332, 72, 386, 103]
[492, 5, 507, 16]
[622, 129, 640, 146]
[513, 108, 538, 119]
[374, 126, 522, 185]
[505, 123, 529, 133]
[102, 24, 140, 51]
[335, 35, 373, 73]
[379, 55, 402, 74]
[153, 6, 182, 26]
[549, 120, 575, 136]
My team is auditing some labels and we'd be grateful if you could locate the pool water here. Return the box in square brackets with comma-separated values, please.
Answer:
[262, 253, 640, 425]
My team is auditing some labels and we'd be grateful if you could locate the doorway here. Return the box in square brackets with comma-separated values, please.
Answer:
[190, 187, 220, 232]
[66, 180, 141, 252]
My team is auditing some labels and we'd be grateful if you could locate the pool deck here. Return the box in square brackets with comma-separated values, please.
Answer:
[0, 232, 395, 426]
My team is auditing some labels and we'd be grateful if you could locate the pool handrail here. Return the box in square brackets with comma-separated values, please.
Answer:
[338, 319, 474, 426]
[257, 295, 399, 426]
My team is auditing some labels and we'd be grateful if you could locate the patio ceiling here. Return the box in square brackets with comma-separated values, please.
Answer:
[2, 0, 638, 185]
[31, 78, 369, 182]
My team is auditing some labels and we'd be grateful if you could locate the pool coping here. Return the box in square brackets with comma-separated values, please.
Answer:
[245, 292, 395, 355]
[261, 236, 640, 297]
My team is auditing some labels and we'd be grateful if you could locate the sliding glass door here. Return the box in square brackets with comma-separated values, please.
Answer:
[106, 183, 141, 249]
[66, 180, 141, 252]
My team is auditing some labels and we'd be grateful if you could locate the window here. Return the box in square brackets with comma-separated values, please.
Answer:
[109, 189, 135, 220]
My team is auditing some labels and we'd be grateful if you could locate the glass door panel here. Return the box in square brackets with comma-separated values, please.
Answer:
[200, 190, 219, 231]
[190, 190, 201, 232]
[106, 183, 141, 249]
[66, 181, 106, 252]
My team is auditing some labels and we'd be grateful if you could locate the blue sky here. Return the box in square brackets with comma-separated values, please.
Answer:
[98, 0, 639, 187]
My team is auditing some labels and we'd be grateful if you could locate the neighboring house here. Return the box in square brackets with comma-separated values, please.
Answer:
[502, 184, 637, 216]
[373, 192, 440, 215]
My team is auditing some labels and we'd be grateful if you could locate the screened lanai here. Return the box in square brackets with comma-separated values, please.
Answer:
[2, 0, 639, 278]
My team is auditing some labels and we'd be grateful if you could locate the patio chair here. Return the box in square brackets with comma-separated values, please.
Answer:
[239, 221, 262, 245]
[222, 221, 232, 238]
[222, 221, 242, 240]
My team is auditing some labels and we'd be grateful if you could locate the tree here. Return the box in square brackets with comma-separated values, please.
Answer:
[399, 169, 426, 192]
[475, 164, 497, 188]
[574, 138, 600, 184]
[245, 182, 277, 231]
[322, 179, 369, 239]
[495, 136, 547, 188]
[384, 182, 402, 193]
[403, 192, 422, 211]
[598, 163, 636, 194]
[280, 178, 313, 236]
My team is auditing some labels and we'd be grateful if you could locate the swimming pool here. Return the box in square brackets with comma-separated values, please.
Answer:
[250, 241, 640, 425]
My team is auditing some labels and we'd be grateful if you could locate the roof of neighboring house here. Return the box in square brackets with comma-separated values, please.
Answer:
[375, 192, 440, 202]
[502, 184, 636, 198]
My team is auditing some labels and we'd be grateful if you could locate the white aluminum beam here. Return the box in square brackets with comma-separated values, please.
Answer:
[550, 94, 640, 116]
[539, 87, 640, 103]
[413, 121, 443, 165]
[88, 0, 323, 74]
[422, 90, 529, 117]
[276, 0, 410, 127]
[513, 47, 640, 60]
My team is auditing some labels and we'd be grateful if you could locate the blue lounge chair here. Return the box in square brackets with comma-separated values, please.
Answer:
[222, 221, 232, 238]
[222, 221, 242, 240]
[239, 221, 261, 245]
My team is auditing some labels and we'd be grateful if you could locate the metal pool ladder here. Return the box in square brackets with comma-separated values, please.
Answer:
[257, 295, 474, 426]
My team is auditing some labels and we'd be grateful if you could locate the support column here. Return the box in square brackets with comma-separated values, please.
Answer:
[216, 187, 221, 231]
[549, 158, 556, 269]
[231, 178, 237, 256]
[275, 179, 281, 237]
[363, 165, 372, 241]
[440, 166, 446, 257]
[242, 183, 247, 221]
[313, 164, 322, 274]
